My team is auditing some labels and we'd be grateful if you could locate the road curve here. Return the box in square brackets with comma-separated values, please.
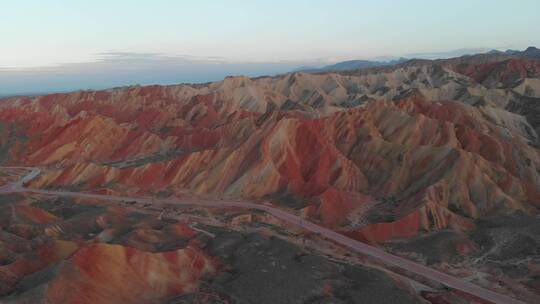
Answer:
[0, 167, 528, 304]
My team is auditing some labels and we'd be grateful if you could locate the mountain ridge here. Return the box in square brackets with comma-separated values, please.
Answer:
[1, 48, 540, 303]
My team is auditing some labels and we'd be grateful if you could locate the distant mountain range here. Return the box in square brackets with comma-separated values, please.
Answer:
[296, 46, 540, 73]
[489, 46, 540, 59]
[295, 58, 409, 73]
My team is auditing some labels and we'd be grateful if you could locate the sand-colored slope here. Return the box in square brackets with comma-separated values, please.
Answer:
[1, 57, 539, 243]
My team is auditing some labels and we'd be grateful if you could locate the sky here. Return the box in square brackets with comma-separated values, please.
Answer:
[1, 0, 539, 95]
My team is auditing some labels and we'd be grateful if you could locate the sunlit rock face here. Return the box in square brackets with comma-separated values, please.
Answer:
[44, 244, 215, 304]
[0, 52, 540, 303]
[0, 194, 217, 304]
[1, 55, 539, 244]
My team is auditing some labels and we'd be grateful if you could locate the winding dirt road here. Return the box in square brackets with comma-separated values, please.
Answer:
[0, 167, 527, 304]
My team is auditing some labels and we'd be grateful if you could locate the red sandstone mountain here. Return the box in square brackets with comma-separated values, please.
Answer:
[1, 56, 539, 236]
[1, 52, 540, 303]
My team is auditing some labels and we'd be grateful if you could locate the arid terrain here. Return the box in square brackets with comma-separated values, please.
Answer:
[0, 48, 539, 303]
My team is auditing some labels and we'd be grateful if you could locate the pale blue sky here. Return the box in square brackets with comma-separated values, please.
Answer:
[1, 0, 539, 95]
[2, 0, 539, 68]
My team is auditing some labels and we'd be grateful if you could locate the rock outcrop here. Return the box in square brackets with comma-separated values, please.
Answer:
[0, 54, 539, 243]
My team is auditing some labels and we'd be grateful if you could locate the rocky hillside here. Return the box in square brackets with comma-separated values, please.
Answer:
[0, 54, 539, 242]
[1, 50, 540, 303]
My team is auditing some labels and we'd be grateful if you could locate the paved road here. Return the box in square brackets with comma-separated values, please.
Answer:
[0, 167, 528, 304]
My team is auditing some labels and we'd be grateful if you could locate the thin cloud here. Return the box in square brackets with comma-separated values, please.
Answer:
[0, 51, 316, 96]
